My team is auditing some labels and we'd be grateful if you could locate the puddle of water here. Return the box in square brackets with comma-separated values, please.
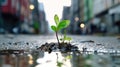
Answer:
[0, 51, 120, 67]
[0, 40, 120, 67]
[36, 52, 71, 67]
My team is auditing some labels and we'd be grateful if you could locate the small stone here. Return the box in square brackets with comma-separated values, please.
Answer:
[48, 48, 52, 53]
[14, 42, 17, 45]
[8, 42, 12, 45]
[26, 42, 29, 45]
[80, 40, 95, 43]
[96, 43, 102, 46]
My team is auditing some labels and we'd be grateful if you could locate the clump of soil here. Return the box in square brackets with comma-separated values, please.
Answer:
[37, 42, 78, 53]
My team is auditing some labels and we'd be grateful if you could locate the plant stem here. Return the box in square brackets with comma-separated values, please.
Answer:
[55, 31, 60, 45]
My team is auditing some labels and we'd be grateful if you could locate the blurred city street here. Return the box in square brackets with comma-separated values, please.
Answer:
[0, 0, 120, 67]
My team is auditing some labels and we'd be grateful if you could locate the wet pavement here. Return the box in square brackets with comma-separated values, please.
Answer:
[0, 34, 120, 67]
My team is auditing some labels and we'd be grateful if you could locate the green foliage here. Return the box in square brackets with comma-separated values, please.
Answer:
[66, 55, 72, 59]
[63, 35, 72, 41]
[57, 20, 70, 30]
[60, 35, 72, 42]
[60, 30, 72, 43]
[51, 25, 57, 32]
[54, 14, 59, 25]
[51, 14, 70, 32]
[51, 14, 71, 45]
[57, 61, 64, 67]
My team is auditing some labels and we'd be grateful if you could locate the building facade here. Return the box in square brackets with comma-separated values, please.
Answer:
[84, 0, 94, 22]
[39, 3, 48, 34]
[62, 0, 120, 34]
[93, 0, 120, 34]
[62, 6, 71, 33]
[69, 0, 81, 34]
[0, 0, 31, 33]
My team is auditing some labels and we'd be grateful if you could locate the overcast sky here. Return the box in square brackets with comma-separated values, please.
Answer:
[38, 0, 71, 26]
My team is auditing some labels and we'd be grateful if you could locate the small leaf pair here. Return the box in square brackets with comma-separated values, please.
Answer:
[63, 36, 72, 41]
[51, 14, 70, 32]
[60, 30, 72, 43]
[51, 14, 71, 46]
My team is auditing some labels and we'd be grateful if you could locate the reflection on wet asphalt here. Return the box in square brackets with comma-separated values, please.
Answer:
[0, 35, 120, 67]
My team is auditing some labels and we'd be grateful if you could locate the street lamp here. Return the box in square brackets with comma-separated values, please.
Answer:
[75, 17, 79, 22]
[80, 23, 85, 28]
[29, 4, 34, 10]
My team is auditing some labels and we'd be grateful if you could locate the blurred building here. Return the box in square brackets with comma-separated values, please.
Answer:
[69, 0, 81, 34]
[66, 0, 120, 35]
[79, 0, 84, 22]
[84, 0, 94, 22]
[39, 3, 48, 34]
[64, 0, 90, 34]
[83, 0, 98, 34]
[30, 0, 40, 34]
[62, 6, 70, 20]
[83, 0, 120, 34]
[107, 0, 120, 34]
[0, 0, 48, 34]
[93, 0, 120, 34]
[0, 0, 31, 33]
[62, 6, 70, 33]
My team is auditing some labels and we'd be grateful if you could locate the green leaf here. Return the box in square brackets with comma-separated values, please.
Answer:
[54, 14, 59, 25]
[64, 36, 72, 41]
[51, 25, 57, 32]
[66, 37, 72, 41]
[64, 35, 66, 39]
[57, 20, 70, 30]
[57, 61, 63, 67]
[61, 20, 70, 27]
[66, 55, 72, 59]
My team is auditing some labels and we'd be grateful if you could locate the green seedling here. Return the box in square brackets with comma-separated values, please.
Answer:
[60, 30, 72, 43]
[51, 14, 70, 45]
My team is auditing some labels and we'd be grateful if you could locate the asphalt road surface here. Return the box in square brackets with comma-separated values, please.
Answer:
[0, 34, 120, 67]
[0, 34, 120, 54]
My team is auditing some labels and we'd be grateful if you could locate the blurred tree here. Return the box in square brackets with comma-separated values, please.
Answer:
[33, 21, 39, 34]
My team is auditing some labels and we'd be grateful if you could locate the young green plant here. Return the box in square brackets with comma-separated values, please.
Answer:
[60, 30, 72, 43]
[51, 14, 70, 45]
